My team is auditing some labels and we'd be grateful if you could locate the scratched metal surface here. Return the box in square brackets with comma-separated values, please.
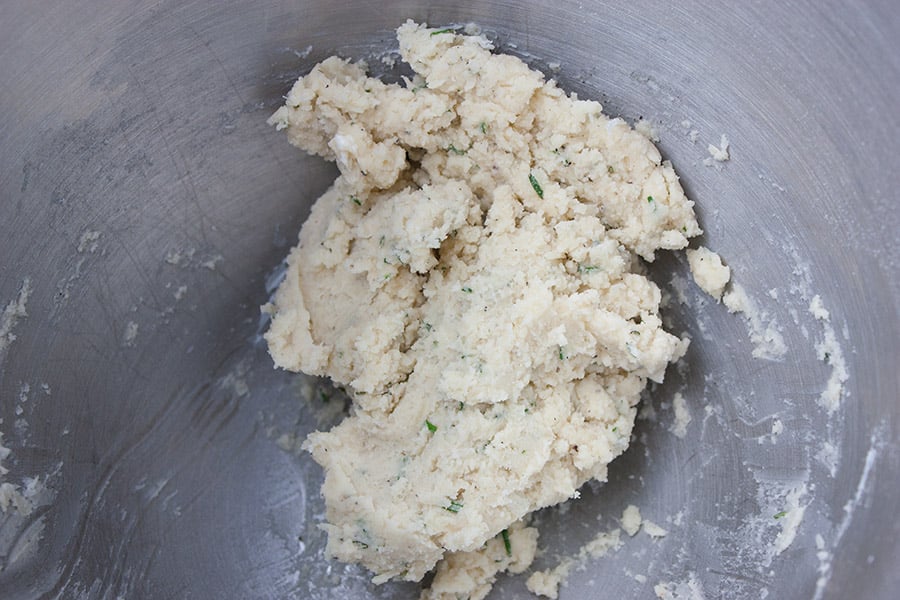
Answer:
[0, 1, 898, 598]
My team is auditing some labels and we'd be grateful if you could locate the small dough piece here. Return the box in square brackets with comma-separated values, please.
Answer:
[643, 520, 669, 538]
[621, 504, 643, 536]
[265, 20, 700, 595]
[687, 246, 730, 300]
[670, 392, 692, 438]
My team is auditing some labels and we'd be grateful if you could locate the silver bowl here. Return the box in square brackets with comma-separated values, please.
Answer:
[1, 1, 897, 598]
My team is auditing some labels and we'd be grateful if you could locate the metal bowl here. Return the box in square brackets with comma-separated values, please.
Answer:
[1, 1, 897, 598]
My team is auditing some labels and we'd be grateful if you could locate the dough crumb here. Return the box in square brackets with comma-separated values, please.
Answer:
[643, 520, 669, 538]
[705, 134, 730, 162]
[772, 484, 808, 555]
[771, 418, 784, 436]
[670, 393, 692, 438]
[686, 247, 730, 300]
[621, 504, 643, 536]
[526, 529, 622, 599]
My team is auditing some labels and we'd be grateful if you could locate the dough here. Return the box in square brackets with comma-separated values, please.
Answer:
[265, 20, 700, 594]
[687, 246, 730, 300]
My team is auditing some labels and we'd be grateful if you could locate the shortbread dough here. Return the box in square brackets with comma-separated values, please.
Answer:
[265, 20, 701, 595]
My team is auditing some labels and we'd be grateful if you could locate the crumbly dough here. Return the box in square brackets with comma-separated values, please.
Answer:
[687, 246, 730, 300]
[265, 20, 700, 594]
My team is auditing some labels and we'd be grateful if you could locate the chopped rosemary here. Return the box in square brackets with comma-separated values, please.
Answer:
[607, 165, 615, 174]
[529, 173, 544, 198]
[430, 28, 454, 36]
[480, 121, 488, 134]
[445, 500, 463, 513]
[447, 144, 467, 155]
[426, 419, 437, 433]
[350, 195, 361, 206]
[352, 540, 369, 549]
[461, 286, 473, 293]
[647, 195, 654, 203]
[773, 511, 787, 519]
[501, 529, 512, 556]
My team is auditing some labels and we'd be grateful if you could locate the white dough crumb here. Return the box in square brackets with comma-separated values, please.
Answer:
[123, 321, 139, 347]
[621, 504, 642, 536]
[772, 484, 808, 555]
[670, 393, 692, 438]
[526, 529, 622, 599]
[688, 130, 700, 143]
[706, 134, 730, 162]
[723, 284, 788, 360]
[771, 418, 784, 436]
[643, 520, 669, 538]
[174, 285, 188, 301]
[686, 247, 730, 300]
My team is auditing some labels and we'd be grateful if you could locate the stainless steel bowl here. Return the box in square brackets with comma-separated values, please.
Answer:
[1, 1, 897, 598]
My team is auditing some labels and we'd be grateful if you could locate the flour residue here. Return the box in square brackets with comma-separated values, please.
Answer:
[722, 283, 788, 360]
[77, 230, 102, 254]
[122, 320, 139, 347]
[654, 572, 706, 600]
[0, 277, 32, 363]
[812, 427, 885, 599]
[808, 295, 848, 414]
